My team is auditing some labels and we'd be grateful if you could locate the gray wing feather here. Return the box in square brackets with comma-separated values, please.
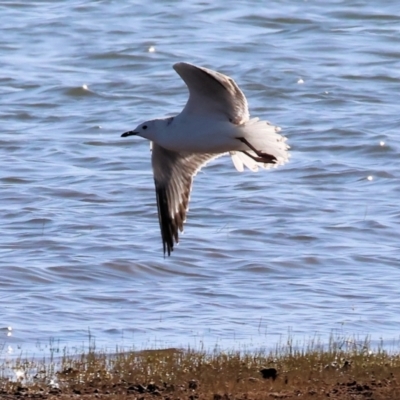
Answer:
[152, 143, 222, 256]
[173, 62, 250, 124]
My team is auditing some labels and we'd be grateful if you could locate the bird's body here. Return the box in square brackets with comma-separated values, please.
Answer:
[146, 116, 244, 153]
[122, 62, 289, 256]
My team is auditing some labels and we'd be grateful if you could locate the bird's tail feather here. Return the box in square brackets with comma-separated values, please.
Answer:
[230, 117, 289, 172]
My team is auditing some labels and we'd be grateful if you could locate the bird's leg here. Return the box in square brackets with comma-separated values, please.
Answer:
[241, 150, 276, 163]
[237, 137, 277, 163]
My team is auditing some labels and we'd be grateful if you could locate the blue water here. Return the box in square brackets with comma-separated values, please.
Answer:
[1, 1, 400, 357]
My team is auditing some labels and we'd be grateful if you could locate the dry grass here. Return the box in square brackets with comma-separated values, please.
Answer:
[1, 335, 400, 399]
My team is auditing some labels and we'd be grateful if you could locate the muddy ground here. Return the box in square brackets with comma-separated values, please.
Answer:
[1, 369, 399, 399]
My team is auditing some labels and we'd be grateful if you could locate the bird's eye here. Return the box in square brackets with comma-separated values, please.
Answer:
[143, 125, 147, 130]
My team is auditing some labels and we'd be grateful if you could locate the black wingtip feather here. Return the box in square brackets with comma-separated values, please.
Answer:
[155, 183, 177, 257]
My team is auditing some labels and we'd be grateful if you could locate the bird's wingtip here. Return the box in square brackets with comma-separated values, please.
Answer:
[173, 62, 194, 72]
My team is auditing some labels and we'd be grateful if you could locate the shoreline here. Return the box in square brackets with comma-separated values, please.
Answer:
[1, 337, 400, 399]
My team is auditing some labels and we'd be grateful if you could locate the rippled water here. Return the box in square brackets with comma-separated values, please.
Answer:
[1, 1, 400, 356]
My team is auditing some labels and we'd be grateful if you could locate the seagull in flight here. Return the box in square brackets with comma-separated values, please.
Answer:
[122, 62, 289, 256]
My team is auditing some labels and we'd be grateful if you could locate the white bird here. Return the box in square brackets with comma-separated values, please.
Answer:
[122, 62, 289, 256]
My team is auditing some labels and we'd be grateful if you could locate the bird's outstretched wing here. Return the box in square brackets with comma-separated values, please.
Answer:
[173, 62, 250, 125]
[152, 143, 222, 256]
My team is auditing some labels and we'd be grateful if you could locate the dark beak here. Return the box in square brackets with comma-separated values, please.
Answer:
[121, 131, 138, 137]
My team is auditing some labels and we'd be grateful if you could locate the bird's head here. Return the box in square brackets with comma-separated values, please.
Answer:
[121, 119, 165, 141]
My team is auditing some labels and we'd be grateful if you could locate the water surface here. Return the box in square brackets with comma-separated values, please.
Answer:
[1, 0, 400, 356]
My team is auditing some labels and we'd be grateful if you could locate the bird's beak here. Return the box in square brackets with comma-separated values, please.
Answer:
[121, 131, 138, 137]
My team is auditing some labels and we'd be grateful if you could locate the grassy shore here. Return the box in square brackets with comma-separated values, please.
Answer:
[1, 337, 400, 399]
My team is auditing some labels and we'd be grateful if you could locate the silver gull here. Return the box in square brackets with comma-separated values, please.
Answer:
[122, 62, 289, 256]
